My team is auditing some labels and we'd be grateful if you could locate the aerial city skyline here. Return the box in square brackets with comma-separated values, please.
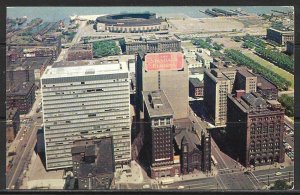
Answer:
[6, 6, 294, 190]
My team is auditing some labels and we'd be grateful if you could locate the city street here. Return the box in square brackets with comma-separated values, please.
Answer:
[6, 89, 43, 189]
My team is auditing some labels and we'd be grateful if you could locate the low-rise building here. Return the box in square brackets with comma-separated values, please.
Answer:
[71, 137, 115, 189]
[66, 44, 93, 61]
[125, 34, 181, 54]
[6, 81, 36, 114]
[256, 75, 278, 100]
[6, 57, 52, 87]
[195, 50, 213, 69]
[267, 28, 294, 45]
[189, 77, 204, 99]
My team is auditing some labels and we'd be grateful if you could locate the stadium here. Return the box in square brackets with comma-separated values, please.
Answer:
[95, 13, 167, 33]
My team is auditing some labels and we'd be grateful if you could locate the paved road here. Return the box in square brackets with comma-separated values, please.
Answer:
[252, 166, 294, 186]
[6, 90, 43, 189]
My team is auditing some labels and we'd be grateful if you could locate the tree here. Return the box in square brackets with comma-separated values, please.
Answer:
[205, 37, 212, 43]
[270, 180, 291, 190]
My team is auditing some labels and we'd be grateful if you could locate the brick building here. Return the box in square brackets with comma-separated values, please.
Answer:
[6, 81, 36, 114]
[143, 90, 180, 178]
[256, 75, 278, 100]
[174, 124, 211, 174]
[189, 77, 204, 99]
[227, 91, 285, 167]
[71, 137, 115, 189]
[66, 44, 93, 61]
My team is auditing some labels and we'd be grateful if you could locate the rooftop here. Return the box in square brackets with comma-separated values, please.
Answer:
[7, 57, 52, 71]
[42, 60, 128, 79]
[6, 81, 35, 96]
[256, 74, 277, 90]
[189, 77, 203, 87]
[71, 137, 115, 177]
[174, 128, 201, 151]
[229, 92, 283, 114]
[143, 90, 174, 118]
[69, 43, 93, 51]
[125, 34, 180, 43]
[237, 69, 256, 78]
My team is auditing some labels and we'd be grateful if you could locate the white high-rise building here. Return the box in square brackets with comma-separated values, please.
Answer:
[41, 60, 131, 170]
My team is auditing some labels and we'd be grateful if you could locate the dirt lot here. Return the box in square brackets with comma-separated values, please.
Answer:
[211, 37, 243, 49]
[168, 15, 268, 35]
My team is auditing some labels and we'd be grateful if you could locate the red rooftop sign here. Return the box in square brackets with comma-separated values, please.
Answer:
[145, 52, 184, 71]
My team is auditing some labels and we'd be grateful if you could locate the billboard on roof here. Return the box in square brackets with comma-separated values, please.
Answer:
[145, 52, 184, 71]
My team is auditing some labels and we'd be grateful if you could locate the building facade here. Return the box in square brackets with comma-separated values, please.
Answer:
[174, 127, 211, 174]
[227, 91, 285, 167]
[6, 107, 20, 143]
[71, 137, 115, 189]
[234, 69, 257, 93]
[286, 41, 294, 55]
[267, 28, 294, 45]
[41, 61, 131, 170]
[125, 35, 181, 55]
[143, 90, 180, 178]
[136, 52, 189, 120]
[204, 69, 231, 127]
[6, 81, 36, 114]
[189, 77, 204, 99]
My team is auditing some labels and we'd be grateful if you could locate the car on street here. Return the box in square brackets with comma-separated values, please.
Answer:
[279, 165, 285, 169]
[275, 172, 282, 176]
[142, 185, 150, 189]
[20, 137, 23, 141]
[177, 186, 185, 189]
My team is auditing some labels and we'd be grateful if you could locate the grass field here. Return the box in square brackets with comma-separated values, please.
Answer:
[242, 51, 294, 90]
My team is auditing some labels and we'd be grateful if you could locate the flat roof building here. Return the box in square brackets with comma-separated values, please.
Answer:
[124, 35, 181, 55]
[136, 51, 189, 120]
[234, 69, 257, 93]
[71, 137, 115, 189]
[6, 81, 36, 114]
[41, 60, 131, 170]
[267, 28, 294, 45]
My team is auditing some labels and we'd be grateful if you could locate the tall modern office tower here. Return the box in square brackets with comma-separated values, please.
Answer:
[41, 61, 131, 170]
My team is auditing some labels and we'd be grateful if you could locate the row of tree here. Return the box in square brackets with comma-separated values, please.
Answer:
[191, 38, 224, 51]
[93, 40, 121, 58]
[278, 94, 294, 117]
[255, 47, 294, 74]
[243, 35, 266, 48]
[224, 49, 291, 90]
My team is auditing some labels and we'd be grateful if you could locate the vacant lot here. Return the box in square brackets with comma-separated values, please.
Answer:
[242, 51, 294, 90]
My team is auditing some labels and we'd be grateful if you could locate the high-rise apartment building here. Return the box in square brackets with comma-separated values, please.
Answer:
[204, 69, 231, 127]
[41, 60, 131, 170]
